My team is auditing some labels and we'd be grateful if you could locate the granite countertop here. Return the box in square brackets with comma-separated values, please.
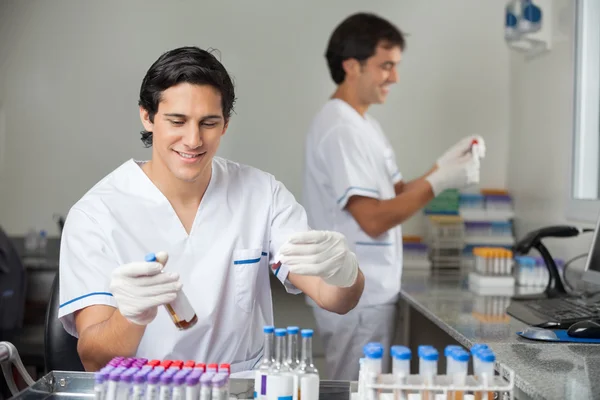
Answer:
[400, 273, 600, 400]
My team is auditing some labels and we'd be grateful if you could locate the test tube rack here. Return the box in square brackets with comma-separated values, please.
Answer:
[357, 364, 515, 400]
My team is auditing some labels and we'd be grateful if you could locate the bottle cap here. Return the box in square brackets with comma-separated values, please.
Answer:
[145, 253, 157, 262]
[160, 360, 173, 369]
[184, 360, 196, 368]
[133, 372, 147, 384]
[171, 360, 183, 369]
[286, 326, 299, 334]
[451, 349, 470, 362]
[418, 345, 434, 357]
[470, 344, 489, 355]
[301, 329, 314, 338]
[391, 345, 411, 360]
[477, 349, 496, 363]
[147, 373, 161, 385]
[420, 348, 439, 362]
[363, 343, 383, 359]
[219, 363, 230, 373]
[211, 373, 228, 388]
[147, 360, 161, 367]
[444, 345, 463, 357]
[275, 328, 287, 337]
[263, 325, 275, 333]
[194, 363, 206, 371]
[200, 372, 215, 385]
[186, 371, 202, 385]
[207, 363, 218, 371]
[173, 372, 188, 385]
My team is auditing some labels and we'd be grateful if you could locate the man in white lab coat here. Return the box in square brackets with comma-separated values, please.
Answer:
[58, 46, 365, 373]
[302, 13, 484, 380]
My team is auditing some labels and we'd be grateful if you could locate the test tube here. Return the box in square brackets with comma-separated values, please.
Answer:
[451, 349, 469, 400]
[444, 346, 462, 376]
[158, 368, 177, 400]
[172, 369, 191, 400]
[362, 343, 383, 400]
[478, 350, 495, 400]
[211, 373, 229, 400]
[94, 371, 107, 400]
[105, 367, 126, 400]
[199, 372, 215, 400]
[418, 348, 438, 400]
[185, 370, 202, 400]
[391, 346, 411, 400]
[118, 367, 139, 400]
[131, 369, 151, 400]
[417, 345, 434, 377]
[145, 370, 162, 400]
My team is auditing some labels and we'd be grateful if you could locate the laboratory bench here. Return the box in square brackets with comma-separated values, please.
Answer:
[398, 272, 599, 400]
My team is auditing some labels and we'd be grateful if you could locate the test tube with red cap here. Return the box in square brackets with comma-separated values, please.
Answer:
[146, 359, 161, 368]
[161, 360, 173, 369]
[207, 363, 218, 373]
[171, 360, 184, 369]
[194, 363, 206, 372]
[219, 363, 231, 375]
[183, 360, 196, 369]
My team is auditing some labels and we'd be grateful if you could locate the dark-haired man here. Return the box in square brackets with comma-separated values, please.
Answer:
[302, 13, 485, 380]
[58, 46, 365, 374]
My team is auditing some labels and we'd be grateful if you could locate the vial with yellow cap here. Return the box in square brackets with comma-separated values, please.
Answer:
[145, 252, 198, 330]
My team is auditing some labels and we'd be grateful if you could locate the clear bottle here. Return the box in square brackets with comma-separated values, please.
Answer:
[266, 329, 294, 400]
[293, 329, 319, 400]
[145, 252, 198, 330]
[284, 326, 300, 371]
[255, 325, 274, 400]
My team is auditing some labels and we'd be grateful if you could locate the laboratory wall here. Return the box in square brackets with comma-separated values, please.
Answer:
[507, 0, 594, 263]
[0, 0, 510, 236]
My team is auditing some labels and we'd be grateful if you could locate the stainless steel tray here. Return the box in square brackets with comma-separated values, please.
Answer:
[10, 371, 354, 400]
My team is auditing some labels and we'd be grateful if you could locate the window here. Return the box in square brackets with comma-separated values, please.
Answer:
[568, 0, 600, 221]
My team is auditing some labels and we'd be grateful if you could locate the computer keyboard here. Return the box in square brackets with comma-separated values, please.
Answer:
[507, 295, 600, 328]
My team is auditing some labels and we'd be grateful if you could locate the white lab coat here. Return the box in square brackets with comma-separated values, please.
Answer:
[302, 99, 403, 380]
[58, 157, 308, 374]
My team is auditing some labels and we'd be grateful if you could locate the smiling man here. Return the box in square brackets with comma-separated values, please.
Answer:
[57, 46, 365, 373]
[302, 13, 484, 380]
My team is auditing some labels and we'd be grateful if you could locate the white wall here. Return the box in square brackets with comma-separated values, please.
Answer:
[507, 0, 594, 265]
[0, 0, 510, 236]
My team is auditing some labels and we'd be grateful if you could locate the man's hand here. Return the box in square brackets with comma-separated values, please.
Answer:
[437, 135, 486, 167]
[109, 251, 181, 326]
[277, 231, 359, 288]
[426, 153, 480, 196]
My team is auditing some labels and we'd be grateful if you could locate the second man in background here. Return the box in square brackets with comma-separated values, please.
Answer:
[302, 12, 485, 380]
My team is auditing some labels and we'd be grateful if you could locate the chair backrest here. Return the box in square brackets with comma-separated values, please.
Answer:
[0, 226, 26, 332]
[44, 272, 85, 372]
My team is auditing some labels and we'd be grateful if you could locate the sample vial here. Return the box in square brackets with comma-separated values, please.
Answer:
[145, 252, 198, 330]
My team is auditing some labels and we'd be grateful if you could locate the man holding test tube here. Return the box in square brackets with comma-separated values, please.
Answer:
[302, 13, 485, 380]
[58, 46, 365, 373]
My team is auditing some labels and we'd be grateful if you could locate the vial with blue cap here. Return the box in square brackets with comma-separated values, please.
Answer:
[418, 347, 438, 394]
[255, 326, 275, 400]
[450, 349, 469, 399]
[145, 252, 198, 330]
[477, 349, 496, 400]
[391, 346, 410, 400]
[266, 329, 294, 400]
[284, 326, 300, 371]
[362, 343, 383, 400]
[293, 329, 319, 400]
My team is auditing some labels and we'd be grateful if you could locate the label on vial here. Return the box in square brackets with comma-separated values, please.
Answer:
[266, 374, 294, 400]
[159, 385, 172, 400]
[131, 385, 144, 400]
[171, 290, 195, 321]
[255, 371, 268, 398]
[172, 387, 184, 400]
[200, 386, 212, 400]
[145, 384, 158, 400]
[299, 375, 319, 400]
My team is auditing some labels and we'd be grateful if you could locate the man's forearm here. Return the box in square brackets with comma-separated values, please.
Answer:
[396, 166, 438, 195]
[77, 309, 146, 371]
[317, 269, 365, 314]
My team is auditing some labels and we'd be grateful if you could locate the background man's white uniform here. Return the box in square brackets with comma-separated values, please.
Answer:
[59, 157, 306, 373]
[303, 99, 402, 379]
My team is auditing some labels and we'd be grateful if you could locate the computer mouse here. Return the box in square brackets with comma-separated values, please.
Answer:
[567, 319, 600, 338]
[520, 326, 559, 341]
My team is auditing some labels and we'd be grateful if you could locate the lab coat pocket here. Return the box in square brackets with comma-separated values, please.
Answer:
[233, 248, 263, 313]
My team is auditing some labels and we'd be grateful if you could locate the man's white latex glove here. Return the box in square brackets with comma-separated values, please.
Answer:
[437, 135, 486, 167]
[277, 231, 359, 288]
[109, 251, 182, 326]
[426, 153, 480, 196]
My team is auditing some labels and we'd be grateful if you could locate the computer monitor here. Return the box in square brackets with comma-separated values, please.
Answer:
[582, 212, 600, 285]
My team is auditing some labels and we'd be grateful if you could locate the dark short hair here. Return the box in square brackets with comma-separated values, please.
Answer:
[325, 13, 406, 84]
[138, 46, 236, 147]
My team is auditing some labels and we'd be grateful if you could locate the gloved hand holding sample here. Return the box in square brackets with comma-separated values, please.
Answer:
[426, 153, 480, 196]
[436, 135, 486, 167]
[277, 231, 359, 288]
[109, 251, 181, 326]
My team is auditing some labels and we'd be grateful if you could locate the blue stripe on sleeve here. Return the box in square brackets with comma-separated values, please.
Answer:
[336, 186, 380, 204]
[59, 292, 113, 309]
